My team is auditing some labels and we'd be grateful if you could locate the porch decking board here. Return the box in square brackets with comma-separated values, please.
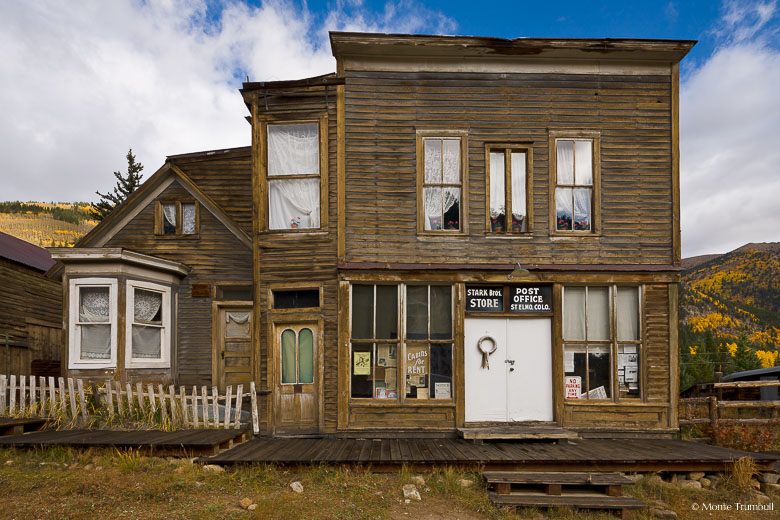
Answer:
[199, 437, 777, 472]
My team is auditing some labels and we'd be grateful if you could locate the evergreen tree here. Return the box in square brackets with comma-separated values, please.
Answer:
[92, 148, 144, 221]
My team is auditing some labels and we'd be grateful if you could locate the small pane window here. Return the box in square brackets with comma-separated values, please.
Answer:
[162, 204, 176, 235]
[350, 344, 373, 398]
[70, 278, 117, 369]
[298, 328, 314, 384]
[131, 289, 163, 360]
[158, 201, 197, 235]
[78, 286, 111, 360]
[422, 137, 461, 231]
[489, 148, 528, 233]
[375, 285, 398, 340]
[281, 329, 296, 384]
[406, 285, 428, 340]
[273, 289, 319, 309]
[182, 203, 196, 234]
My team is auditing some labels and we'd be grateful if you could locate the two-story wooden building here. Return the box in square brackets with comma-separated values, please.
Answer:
[54, 32, 694, 439]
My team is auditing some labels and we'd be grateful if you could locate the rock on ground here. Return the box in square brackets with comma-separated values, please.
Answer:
[402, 484, 421, 501]
[290, 481, 304, 493]
[239, 498, 253, 509]
[679, 479, 702, 490]
[649, 507, 678, 520]
[202, 464, 225, 473]
[412, 475, 425, 486]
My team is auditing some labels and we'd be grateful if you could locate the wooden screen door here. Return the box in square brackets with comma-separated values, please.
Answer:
[275, 323, 319, 434]
[215, 306, 253, 390]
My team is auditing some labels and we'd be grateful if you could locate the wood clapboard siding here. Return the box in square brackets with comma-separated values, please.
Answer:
[644, 284, 671, 403]
[104, 181, 252, 386]
[343, 71, 673, 266]
[0, 258, 62, 375]
[174, 149, 253, 235]
[251, 86, 340, 432]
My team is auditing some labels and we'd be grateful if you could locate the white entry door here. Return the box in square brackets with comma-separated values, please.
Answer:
[465, 318, 553, 422]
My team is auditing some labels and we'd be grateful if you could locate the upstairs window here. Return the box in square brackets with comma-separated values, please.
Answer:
[550, 131, 600, 234]
[267, 122, 321, 230]
[488, 146, 531, 233]
[156, 201, 197, 235]
[418, 133, 466, 232]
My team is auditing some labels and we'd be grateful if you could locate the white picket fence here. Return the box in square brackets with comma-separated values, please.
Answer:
[0, 374, 260, 435]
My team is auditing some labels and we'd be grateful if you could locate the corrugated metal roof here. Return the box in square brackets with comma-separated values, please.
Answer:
[0, 231, 56, 272]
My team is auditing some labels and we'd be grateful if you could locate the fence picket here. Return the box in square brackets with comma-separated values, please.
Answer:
[200, 386, 208, 426]
[9, 375, 16, 414]
[250, 381, 259, 435]
[135, 383, 144, 412]
[0, 375, 6, 414]
[30, 375, 36, 412]
[125, 383, 133, 415]
[39, 377, 47, 415]
[167, 385, 176, 424]
[224, 386, 233, 429]
[234, 384, 243, 428]
[211, 386, 219, 426]
[179, 386, 188, 427]
[105, 381, 115, 416]
[67, 378, 77, 419]
[20, 376, 26, 412]
[77, 379, 87, 418]
[47, 377, 55, 414]
[147, 384, 156, 414]
[157, 384, 167, 420]
[192, 386, 199, 428]
[57, 377, 66, 413]
[115, 381, 124, 416]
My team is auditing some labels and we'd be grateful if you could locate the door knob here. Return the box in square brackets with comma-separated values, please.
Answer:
[510, 367, 515, 372]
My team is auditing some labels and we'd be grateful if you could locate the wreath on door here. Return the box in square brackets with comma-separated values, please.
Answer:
[477, 335, 498, 369]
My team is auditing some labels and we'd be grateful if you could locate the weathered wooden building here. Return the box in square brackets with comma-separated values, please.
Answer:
[55, 32, 694, 438]
[0, 232, 62, 377]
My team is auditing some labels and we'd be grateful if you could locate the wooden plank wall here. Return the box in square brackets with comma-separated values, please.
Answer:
[175, 149, 253, 236]
[0, 258, 62, 375]
[343, 71, 673, 266]
[248, 87, 340, 432]
[104, 181, 253, 386]
[644, 284, 671, 403]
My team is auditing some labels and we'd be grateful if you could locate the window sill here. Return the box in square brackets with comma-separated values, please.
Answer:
[154, 234, 200, 240]
[486, 233, 534, 240]
[261, 230, 329, 238]
[564, 400, 653, 406]
[69, 362, 115, 370]
[349, 399, 455, 407]
[416, 232, 468, 240]
[125, 362, 171, 370]
[550, 233, 602, 241]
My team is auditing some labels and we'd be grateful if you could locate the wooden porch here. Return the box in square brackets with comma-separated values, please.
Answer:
[200, 437, 780, 473]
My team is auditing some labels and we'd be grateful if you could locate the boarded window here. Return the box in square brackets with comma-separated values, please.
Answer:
[273, 289, 319, 309]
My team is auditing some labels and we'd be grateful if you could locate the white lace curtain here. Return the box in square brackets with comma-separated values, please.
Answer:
[163, 204, 176, 229]
[182, 204, 196, 234]
[132, 289, 162, 359]
[267, 123, 320, 230]
[226, 311, 251, 338]
[556, 140, 591, 227]
[79, 287, 111, 359]
[511, 152, 526, 220]
[423, 187, 459, 230]
[489, 152, 505, 218]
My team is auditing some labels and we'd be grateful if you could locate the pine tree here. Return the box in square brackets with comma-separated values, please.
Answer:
[92, 148, 144, 221]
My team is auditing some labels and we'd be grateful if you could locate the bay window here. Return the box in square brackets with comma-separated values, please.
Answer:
[126, 280, 171, 368]
[68, 278, 118, 369]
[563, 285, 642, 401]
[350, 284, 453, 401]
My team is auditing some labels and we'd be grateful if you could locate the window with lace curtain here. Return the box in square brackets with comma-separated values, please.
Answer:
[487, 145, 532, 233]
[550, 131, 600, 234]
[417, 132, 467, 233]
[125, 280, 171, 368]
[155, 200, 198, 235]
[266, 121, 323, 231]
[68, 278, 118, 369]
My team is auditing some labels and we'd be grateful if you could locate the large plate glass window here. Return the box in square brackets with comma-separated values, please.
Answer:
[555, 139, 593, 231]
[68, 278, 117, 369]
[267, 122, 321, 230]
[488, 147, 529, 233]
[125, 280, 171, 368]
[421, 137, 462, 231]
[563, 285, 642, 401]
[349, 284, 453, 402]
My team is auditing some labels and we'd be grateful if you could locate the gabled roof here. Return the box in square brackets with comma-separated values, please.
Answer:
[0, 231, 56, 272]
[75, 148, 252, 252]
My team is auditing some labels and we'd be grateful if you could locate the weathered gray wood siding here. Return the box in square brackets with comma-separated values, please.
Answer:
[343, 71, 673, 265]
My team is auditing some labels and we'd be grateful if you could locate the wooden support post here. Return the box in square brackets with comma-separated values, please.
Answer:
[67, 378, 77, 419]
[224, 386, 233, 429]
[606, 485, 622, 497]
[234, 384, 244, 429]
[77, 379, 87, 419]
[250, 381, 259, 435]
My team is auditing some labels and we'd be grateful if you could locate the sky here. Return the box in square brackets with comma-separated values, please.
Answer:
[1, 0, 778, 258]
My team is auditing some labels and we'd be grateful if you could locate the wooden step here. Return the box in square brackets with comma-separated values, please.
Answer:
[489, 490, 647, 519]
[483, 471, 633, 486]
[459, 425, 579, 441]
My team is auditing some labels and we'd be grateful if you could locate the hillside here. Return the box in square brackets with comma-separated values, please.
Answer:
[679, 242, 779, 389]
[0, 201, 97, 247]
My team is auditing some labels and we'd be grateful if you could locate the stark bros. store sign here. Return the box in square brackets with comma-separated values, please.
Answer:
[466, 284, 552, 314]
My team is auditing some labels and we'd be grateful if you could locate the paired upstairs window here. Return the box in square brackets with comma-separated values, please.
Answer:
[267, 122, 322, 231]
[488, 146, 532, 233]
[156, 201, 197, 235]
[551, 131, 600, 233]
[417, 131, 467, 233]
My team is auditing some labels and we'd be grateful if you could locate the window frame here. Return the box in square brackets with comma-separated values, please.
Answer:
[348, 283, 455, 404]
[125, 279, 172, 369]
[154, 200, 199, 237]
[485, 143, 534, 235]
[416, 129, 469, 234]
[548, 130, 601, 235]
[68, 277, 118, 369]
[562, 284, 644, 402]
[261, 116, 328, 233]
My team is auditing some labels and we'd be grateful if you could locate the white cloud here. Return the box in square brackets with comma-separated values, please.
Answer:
[0, 0, 455, 202]
[680, 1, 780, 257]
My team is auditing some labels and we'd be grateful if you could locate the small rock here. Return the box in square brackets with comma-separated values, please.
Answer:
[83, 464, 94, 471]
[202, 464, 224, 473]
[4, 460, 13, 466]
[239, 498, 253, 509]
[760, 482, 780, 495]
[402, 484, 421, 501]
[679, 479, 702, 490]
[649, 507, 678, 520]
[404, 499, 410, 504]
[247, 504, 257, 511]
[706, 474, 723, 489]
[411, 475, 425, 486]
[758, 472, 779, 484]
[195, 481, 204, 488]
[699, 478, 712, 488]
[290, 481, 304, 493]
[458, 478, 473, 488]
[95, 465, 103, 471]
[688, 471, 705, 481]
